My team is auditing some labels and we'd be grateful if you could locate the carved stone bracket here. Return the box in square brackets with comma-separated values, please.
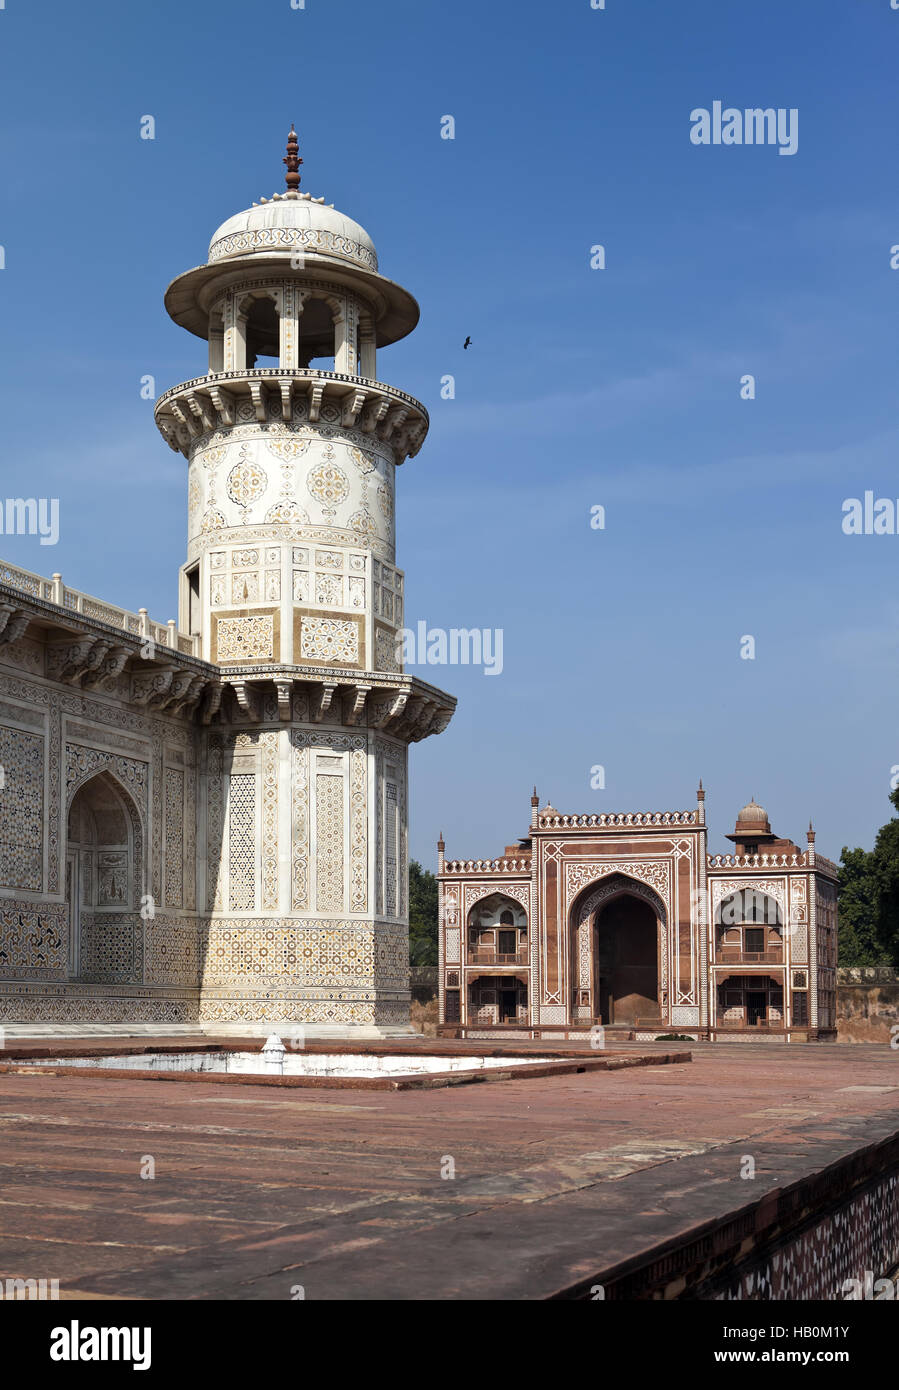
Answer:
[170, 674, 206, 716]
[186, 391, 215, 432]
[276, 679, 293, 720]
[48, 636, 108, 684]
[159, 669, 199, 711]
[130, 665, 175, 707]
[0, 605, 30, 645]
[361, 394, 390, 432]
[344, 683, 371, 726]
[341, 387, 368, 428]
[312, 680, 338, 722]
[83, 644, 131, 691]
[370, 689, 408, 728]
[208, 384, 235, 425]
[307, 380, 326, 423]
[248, 380, 267, 422]
[200, 682, 224, 725]
[230, 679, 263, 721]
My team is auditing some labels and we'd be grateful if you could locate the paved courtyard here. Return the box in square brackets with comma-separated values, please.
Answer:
[1, 1040, 898, 1299]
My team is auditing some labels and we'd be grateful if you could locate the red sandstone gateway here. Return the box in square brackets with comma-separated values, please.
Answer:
[437, 788, 837, 1043]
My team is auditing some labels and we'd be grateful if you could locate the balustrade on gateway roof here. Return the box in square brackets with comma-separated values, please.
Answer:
[707, 850, 838, 877]
[536, 809, 698, 830]
[442, 856, 531, 875]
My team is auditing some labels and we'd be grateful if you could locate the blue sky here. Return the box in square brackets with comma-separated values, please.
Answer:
[1, 0, 897, 867]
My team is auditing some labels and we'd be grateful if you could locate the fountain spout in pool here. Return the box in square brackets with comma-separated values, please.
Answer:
[261, 1034, 286, 1075]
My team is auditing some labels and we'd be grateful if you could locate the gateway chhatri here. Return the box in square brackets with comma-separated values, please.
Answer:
[0, 130, 454, 1029]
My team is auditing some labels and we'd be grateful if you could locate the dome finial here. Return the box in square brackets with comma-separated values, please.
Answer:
[283, 124, 303, 195]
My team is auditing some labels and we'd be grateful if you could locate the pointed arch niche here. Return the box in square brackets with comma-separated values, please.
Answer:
[65, 771, 144, 984]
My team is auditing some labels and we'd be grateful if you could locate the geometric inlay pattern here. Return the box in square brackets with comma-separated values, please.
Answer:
[315, 773, 344, 913]
[0, 724, 43, 891]
[164, 767, 184, 908]
[299, 617, 358, 665]
[228, 773, 256, 911]
[217, 615, 274, 663]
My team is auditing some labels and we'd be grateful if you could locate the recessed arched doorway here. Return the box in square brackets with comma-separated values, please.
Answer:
[66, 771, 142, 983]
[594, 894, 660, 1026]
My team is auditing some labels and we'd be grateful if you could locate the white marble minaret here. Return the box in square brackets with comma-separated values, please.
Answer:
[155, 129, 455, 1027]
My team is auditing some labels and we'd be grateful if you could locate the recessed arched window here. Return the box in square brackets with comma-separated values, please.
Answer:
[242, 294, 280, 368]
[717, 888, 782, 929]
[298, 295, 337, 370]
[465, 894, 528, 965]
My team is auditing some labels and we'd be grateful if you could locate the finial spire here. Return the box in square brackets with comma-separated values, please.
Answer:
[284, 124, 302, 194]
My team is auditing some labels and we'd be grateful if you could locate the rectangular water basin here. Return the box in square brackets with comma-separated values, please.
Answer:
[13, 1050, 556, 1079]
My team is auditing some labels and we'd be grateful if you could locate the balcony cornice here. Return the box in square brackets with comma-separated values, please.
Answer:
[0, 577, 455, 740]
[155, 369, 429, 463]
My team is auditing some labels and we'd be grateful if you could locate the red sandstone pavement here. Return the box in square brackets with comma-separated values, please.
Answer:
[1, 1040, 898, 1300]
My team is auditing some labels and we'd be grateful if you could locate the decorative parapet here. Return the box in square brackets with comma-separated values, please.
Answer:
[537, 811, 697, 830]
[708, 851, 837, 877]
[442, 858, 532, 875]
[155, 368, 429, 464]
[708, 852, 806, 870]
[0, 563, 198, 656]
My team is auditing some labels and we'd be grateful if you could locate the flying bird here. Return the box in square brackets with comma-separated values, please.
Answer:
[463, 336, 472, 350]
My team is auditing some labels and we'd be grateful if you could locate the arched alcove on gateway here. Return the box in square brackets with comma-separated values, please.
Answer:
[466, 891, 529, 1024]
[570, 874, 666, 1026]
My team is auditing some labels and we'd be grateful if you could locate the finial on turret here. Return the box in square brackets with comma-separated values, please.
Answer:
[283, 124, 303, 196]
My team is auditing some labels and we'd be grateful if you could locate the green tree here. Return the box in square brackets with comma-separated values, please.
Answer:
[838, 788, 899, 966]
[837, 845, 880, 965]
[408, 859, 439, 966]
[870, 787, 899, 964]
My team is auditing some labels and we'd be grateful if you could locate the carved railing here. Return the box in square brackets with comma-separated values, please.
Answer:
[538, 811, 697, 829]
[708, 852, 807, 869]
[709, 850, 838, 877]
[467, 950, 529, 967]
[0, 562, 199, 655]
[443, 858, 531, 874]
[713, 1018, 785, 1030]
[715, 948, 784, 965]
